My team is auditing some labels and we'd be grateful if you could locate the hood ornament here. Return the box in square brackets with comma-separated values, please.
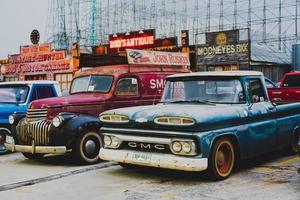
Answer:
[135, 118, 148, 123]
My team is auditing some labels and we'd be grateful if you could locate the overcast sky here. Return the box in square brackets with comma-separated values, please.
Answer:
[0, 0, 48, 58]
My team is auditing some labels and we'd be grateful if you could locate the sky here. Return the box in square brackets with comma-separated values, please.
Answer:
[0, 0, 48, 58]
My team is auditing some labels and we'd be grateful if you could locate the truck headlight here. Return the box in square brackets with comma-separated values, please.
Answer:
[52, 116, 64, 128]
[8, 115, 15, 125]
[171, 139, 197, 156]
[99, 114, 129, 123]
[103, 135, 121, 148]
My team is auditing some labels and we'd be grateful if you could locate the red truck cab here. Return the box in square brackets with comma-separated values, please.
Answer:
[6, 64, 189, 164]
[268, 71, 300, 104]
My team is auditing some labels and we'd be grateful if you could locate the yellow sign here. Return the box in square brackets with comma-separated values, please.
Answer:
[216, 32, 228, 46]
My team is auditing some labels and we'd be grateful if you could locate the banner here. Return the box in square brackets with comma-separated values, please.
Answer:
[126, 49, 190, 66]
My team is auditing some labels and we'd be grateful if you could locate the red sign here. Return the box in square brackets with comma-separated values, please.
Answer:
[126, 49, 190, 66]
[110, 36, 154, 49]
[4, 60, 70, 74]
[20, 44, 51, 54]
[9, 51, 65, 64]
[109, 29, 155, 50]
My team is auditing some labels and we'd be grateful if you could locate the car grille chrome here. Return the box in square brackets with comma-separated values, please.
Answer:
[27, 108, 48, 122]
[16, 118, 52, 146]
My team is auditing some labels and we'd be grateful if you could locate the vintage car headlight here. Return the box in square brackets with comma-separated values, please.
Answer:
[8, 115, 15, 125]
[154, 116, 195, 126]
[172, 141, 182, 152]
[171, 139, 196, 156]
[103, 135, 121, 148]
[99, 114, 129, 123]
[103, 135, 112, 146]
[52, 116, 64, 128]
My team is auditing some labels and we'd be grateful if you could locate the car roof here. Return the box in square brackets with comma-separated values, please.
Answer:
[167, 71, 263, 79]
[0, 81, 59, 85]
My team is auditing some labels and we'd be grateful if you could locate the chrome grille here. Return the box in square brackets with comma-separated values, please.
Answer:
[16, 118, 52, 146]
[27, 108, 48, 122]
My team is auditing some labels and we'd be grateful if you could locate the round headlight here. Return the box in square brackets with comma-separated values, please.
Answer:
[182, 142, 192, 153]
[172, 141, 182, 152]
[8, 115, 15, 125]
[52, 116, 63, 128]
[111, 136, 120, 147]
[103, 136, 112, 146]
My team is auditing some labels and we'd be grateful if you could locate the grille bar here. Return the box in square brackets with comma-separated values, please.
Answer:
[27, 108, 48, 122]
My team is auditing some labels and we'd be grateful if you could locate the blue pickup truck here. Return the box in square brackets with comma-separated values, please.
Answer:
[0, 81, 61, 153]
[99, 71, 300, 180]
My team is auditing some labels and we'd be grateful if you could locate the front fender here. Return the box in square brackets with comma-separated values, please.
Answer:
[49, 113, 102, 147]
[199, 129, 241, 159]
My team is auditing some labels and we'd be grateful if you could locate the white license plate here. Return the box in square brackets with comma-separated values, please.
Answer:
[5, 136, 14, 144]
[131, 152, 152, 163]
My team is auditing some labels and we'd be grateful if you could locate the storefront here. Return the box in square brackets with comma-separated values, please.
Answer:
[1, 44, 75, 90]
[195, 29, 291, 82]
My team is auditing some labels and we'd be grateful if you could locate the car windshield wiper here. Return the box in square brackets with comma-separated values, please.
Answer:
[160, 100, 215, 105]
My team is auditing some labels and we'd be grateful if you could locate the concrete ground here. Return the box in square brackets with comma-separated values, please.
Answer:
[0, 152, 299, 200]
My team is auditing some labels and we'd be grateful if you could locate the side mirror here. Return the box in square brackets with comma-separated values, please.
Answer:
[16, 89, 25, 105]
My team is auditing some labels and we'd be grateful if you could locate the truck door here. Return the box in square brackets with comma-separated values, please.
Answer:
[112, 77, 142, 109]
[245, 78, 278, 157]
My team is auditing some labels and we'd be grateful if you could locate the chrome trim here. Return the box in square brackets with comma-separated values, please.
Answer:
[27, 108, 48, 122]
[4, 143, 67, 154]
[154, 116, 195, 126]
[101, 127, 195, 136]
[99, 148, 208, 172]
[103, 133, 171, 144]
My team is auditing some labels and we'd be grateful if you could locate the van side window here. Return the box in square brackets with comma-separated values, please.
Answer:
[31, 86, 55, 102]
[247, 79, 266, 103]
[115, 78, 139, 96]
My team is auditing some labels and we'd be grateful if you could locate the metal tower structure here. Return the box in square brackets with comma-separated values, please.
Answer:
[45, 0, 300, 54]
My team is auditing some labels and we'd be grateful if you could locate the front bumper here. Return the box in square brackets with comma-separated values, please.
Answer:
[4, 142, 67, 154]
[99, 148, 208, 172]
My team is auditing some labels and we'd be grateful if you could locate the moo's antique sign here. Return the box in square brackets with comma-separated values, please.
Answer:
[126, 49, 190, 66]
[109, 29, 155, 49]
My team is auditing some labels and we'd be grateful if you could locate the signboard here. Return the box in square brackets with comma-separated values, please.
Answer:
[30, 29, 40, 45]
[196, 30, 249, 66]
[109, 29, 155, 50]
[126, 49, 190, 66]
[181, 30, 189, 47]
[20, 44, 51, 55]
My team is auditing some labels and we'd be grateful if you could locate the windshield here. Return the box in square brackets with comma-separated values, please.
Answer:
[0, 85, 29, 103]
[161, 78, 245, 104]
[70, 75, 113, 94]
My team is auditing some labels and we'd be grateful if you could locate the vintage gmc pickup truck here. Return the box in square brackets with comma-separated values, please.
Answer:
[5, 64, 188, 164]
[99, 71, 300, 180]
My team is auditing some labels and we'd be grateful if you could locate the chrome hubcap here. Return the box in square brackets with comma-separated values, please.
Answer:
[85, 140, 96, 154]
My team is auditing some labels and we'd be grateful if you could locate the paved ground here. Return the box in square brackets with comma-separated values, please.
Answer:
[0, 152, 299, 200]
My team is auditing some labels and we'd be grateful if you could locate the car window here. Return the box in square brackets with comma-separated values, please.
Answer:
[115, 78, 139, 96]
[31, 86, 55, 101]
[282, 75, 300, 87]
[247, 79, 267, 103]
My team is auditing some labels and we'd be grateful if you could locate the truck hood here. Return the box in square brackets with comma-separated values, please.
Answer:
[30, 93, 110, 109]
[0, 103, 26, 122]
[102, 103, 248, 131]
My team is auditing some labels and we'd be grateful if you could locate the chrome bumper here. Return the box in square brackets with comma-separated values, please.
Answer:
[4, 143, 67, 154]
[99, 148, 208, 172]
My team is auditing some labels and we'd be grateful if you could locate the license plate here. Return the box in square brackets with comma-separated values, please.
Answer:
[131, 152, 152, 163]
[5, 136, 14, 144]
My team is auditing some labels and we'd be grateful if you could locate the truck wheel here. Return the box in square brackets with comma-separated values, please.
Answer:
[22, 153, 44, 160]
[209, 137, 235, 180]
[0, 132, 7, 154]
[74, 131, 102, 164]
[287, 131, 300, 154]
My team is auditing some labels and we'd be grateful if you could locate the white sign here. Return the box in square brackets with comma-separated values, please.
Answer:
[126, 49, 190, 66]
